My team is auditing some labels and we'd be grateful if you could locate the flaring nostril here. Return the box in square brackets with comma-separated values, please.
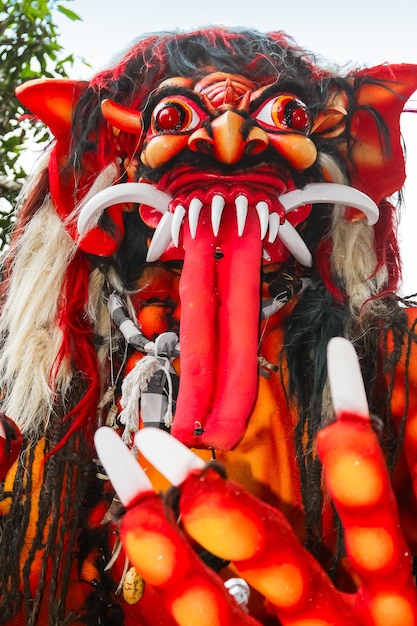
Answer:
[190, 139, 213, 154]
[188, 127, 214, 155]
[245, 138, 268, 156]
[244, 125, 269, 156]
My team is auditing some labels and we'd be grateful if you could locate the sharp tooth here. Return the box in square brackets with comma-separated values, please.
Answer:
[211, 194, 225, 236]
[189, 198, 203, 239]
[256, 201, 269, 239]
[268, 212, 280, 243]
[171, 204, 186, 247]
[146, 211, 173, 262]
[235, 194, 248, 236]
[278, 219, 312, 267]
[262, 248, 271, 261]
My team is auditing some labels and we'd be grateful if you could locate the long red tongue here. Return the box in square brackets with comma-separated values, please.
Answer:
[170, 204, 262, 450]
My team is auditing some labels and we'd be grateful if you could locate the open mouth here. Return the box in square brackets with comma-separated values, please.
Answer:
[140, 166, 315, 268]
[146, 188, 312, 266]
[77, 173, 378, 451]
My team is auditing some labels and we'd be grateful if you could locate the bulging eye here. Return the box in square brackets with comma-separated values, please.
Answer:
[151, 98, 202, 133]
[255, 95, 311, 133]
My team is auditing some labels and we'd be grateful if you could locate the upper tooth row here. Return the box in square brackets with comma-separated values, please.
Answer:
[171, 194, 279, 245]
[146, 194, 313, 267]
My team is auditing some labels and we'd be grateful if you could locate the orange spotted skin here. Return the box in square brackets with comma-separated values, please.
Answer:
[119, 493, 260, 626]
[317, 409, 417, 625]
[179, 468, 355, 624]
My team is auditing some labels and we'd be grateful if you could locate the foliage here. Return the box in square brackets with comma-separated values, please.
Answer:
[0, 0, 83, 247]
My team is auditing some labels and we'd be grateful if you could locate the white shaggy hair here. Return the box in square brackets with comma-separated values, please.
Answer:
[0, 196, 76, 434]
[0, 162, 120, 436]
[318, 153, 388, 320]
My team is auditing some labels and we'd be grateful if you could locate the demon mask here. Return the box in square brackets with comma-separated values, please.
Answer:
[1, 28, 417, 624]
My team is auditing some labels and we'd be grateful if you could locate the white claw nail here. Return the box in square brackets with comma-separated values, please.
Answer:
[189, 197, 203, 239]
[327, 337, 369, 418]
[146, 211, 174, 262]
[268, 212, 280, 243]
[256, 201, 269, 239]
[171, 204, 186, 248]
[135, 428, 205, 486]
[211, 195, 225, 236]
[235, 194, 248, 236]
[94, 427, 153, 507]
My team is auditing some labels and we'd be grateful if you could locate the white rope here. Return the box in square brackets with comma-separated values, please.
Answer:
[118, 354, 175, 443]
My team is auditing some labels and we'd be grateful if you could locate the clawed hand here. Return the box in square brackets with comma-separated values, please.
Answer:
[95, 338, 417, 626]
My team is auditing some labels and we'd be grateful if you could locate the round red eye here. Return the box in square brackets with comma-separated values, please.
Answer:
[284, 101, 310, 131]
[255, 95, 311, 134]
[155, 103, 186, 131]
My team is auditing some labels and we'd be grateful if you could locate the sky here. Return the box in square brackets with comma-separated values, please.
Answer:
[50, 0, 417, 294]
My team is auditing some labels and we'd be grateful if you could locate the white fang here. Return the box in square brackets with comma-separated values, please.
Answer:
[268, 212, 280, 243]
[235, 194, 248, 236]
[211, 195, 225, 236]
[189, 198, 203, 239]
[278, 220, 312, 267]
[171, 204, 186, 247]
[146, 211, 173, 262]
[256, 201, 269, 239]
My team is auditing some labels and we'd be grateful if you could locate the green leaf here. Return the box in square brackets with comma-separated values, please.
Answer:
[0, 0, 89, 248]
[57, 4, 81, 22]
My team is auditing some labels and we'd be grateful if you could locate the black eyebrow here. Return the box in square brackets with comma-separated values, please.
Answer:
[249, 81, 309, 113]
[143, 85, 211, 117]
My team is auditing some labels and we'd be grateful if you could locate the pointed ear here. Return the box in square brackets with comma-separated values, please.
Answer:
[347, 64, 417, 203]
[15, 78, 89, 139]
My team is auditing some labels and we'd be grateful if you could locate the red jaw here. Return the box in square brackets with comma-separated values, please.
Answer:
[170, 196, 263, 450]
